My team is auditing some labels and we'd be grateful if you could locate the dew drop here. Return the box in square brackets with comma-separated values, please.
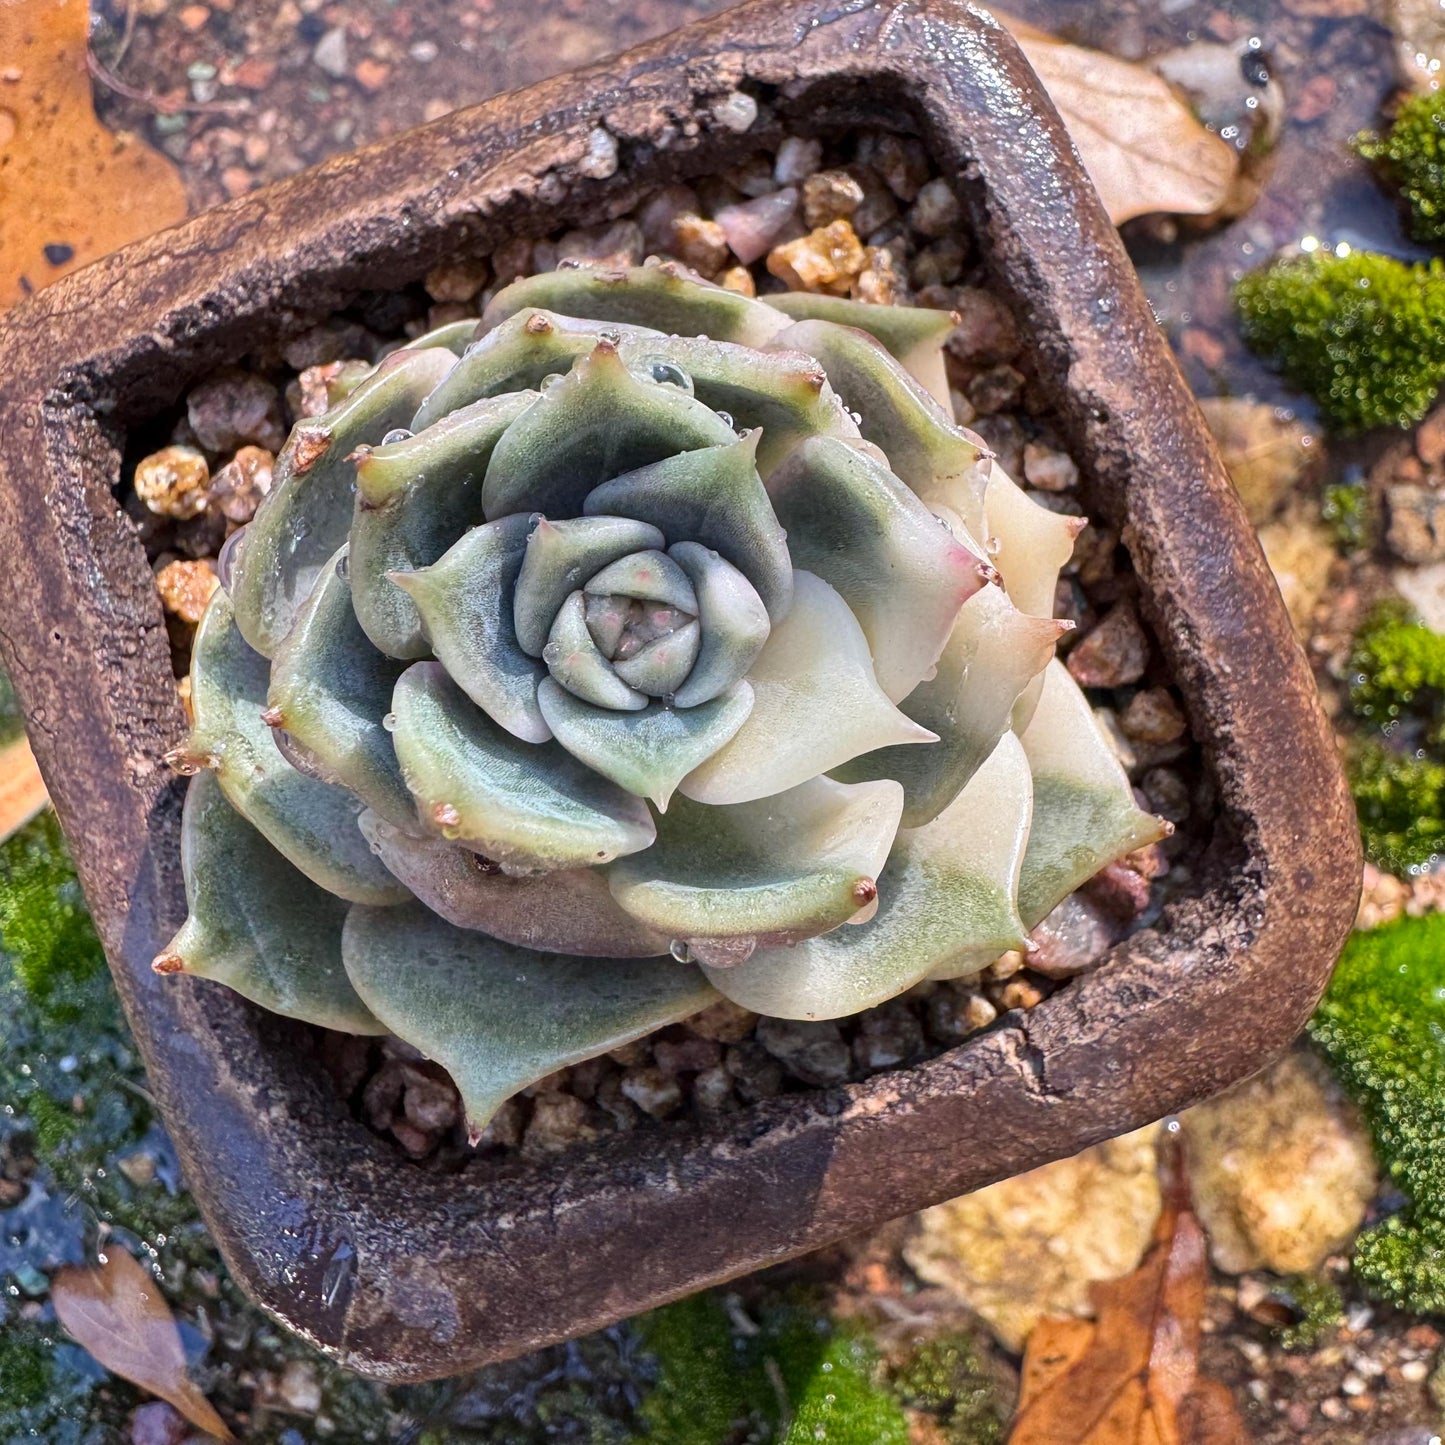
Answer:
[541, 372, 565, 393]
[985, 536, 1002, 556]
[715, 409, 734, 429]
[334, 552, 350, 580]
[382, 427, 413, 445]
[216, 525, 247, 591]
[381, 712, 397, 732]
[649, 360, 693, 392]
[542, 642, 563, 665]
[598, 328, 623, 346]
[669, 940, 695, 964]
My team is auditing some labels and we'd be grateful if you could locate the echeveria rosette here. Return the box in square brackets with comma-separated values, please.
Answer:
[154, 259, 1166, 1137]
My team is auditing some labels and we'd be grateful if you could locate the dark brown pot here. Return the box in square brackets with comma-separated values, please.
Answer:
[0, 0, 1357, 1381]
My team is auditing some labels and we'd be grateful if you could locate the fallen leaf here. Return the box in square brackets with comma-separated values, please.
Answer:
[0, 734, 47, 844]
[52, 1248, 234, 1441]
[996, 15, 1238, 225]
[0, 0, 187, 304]
[1009, 1152, 1250, 1445]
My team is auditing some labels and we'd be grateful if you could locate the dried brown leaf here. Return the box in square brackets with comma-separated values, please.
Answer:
[1008, 1162, 1249, 1445]
[0, 735, 47, 844]
[0, 0, 187, 305]
[52, 1249, 234, 1440]
[996, 14, 1238, 225]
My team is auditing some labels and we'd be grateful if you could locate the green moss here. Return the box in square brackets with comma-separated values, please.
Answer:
[0, 667, 21, 747]
[890, 1334, 1005, 1444]
[1322, 481, 1371, 552]
[1346, 740, 1445, 873]
[1358, 91, 1445, 244]
[1309, 910, 1445, 1312]
[1234, 251, 1445, 433]
[1350, 601, 1445, 735]
[638, 1294, 761, 1444]
[1273, 1274, 1345, 1351]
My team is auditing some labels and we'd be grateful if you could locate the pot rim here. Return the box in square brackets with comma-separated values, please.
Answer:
[0, 0, 1358, 1381]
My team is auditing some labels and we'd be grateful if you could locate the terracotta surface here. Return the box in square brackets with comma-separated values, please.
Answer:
[0, 0, 1358, 1381]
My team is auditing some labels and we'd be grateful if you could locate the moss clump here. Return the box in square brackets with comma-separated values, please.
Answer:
[1309, 911, 1445, 1313]
[1350, 601, 1445, 737]
[1346, 741, 1445, 874]
[637, 1294, 761, 1444]
[1322, 480, 1371, 552]
[0, 667, 22, 747]
[890, 1334, 1005, 1444]
[1235, 251, 1445, 433]
[1272, 1274, 1345, 1351]
[1358, 91, 1445, 244]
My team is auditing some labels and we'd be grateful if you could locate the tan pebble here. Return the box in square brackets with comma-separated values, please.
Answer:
[685, 997, 758, 1042]
[425, 256, 490, 303]
[179, 4, 210, 31]
[801, 168, 865, 228]
[135, 446, 211, 519]
[910, 176, 962, 237]
[851, 246, 909, 306]
[669, 214, 731, 275]
[986, 950, 1025, 981]
[766, 219, 866, 295]
[855, 132, 931, 201]
[718, 265, 756, 297]
[155, 559, 220, 624]
[1121, 687, 1187, 744]
[774, 135, 823, 186]
[1000, 979, 1044, 1010]
[354, 58, 391, 93]
[619, 1066, 682, 1118]
[208, 445, 274, 524]
[1023, 441, 1080, 492]
[963, 995, 998, 1030]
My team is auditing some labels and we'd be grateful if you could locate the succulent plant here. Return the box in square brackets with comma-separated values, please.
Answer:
[155, 260, 1165, 1136]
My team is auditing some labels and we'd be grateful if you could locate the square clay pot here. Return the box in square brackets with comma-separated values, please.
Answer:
[0, 0, 1357, 1381]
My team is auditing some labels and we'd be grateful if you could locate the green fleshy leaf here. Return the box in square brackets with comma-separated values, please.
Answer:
[513, 515, 665, 656]
[703, 732, 1033, 1018]
[616, 334, 859, 473]
[390, 662, 655, 871]
[667, 542, 770, 707]
[341, 902, 718, 1132]
[478, 261, 791, 349]
[767, 435, 986, 702]
[351, 390, 534, 658]
[482, 343, 738, 521]
[835, 583, 1063, 826]
[607, 776, 903, 950]
[390, 513, 551, 742]
[412, 308, 662, 429]
[611, 620, 700, 698]
[682, 571, 935, 806]
[582, 433, 794, 620]
[358, 811, 669, 957]
[1017, 661, 1168, 927]
[230, 345, 456, 656]
[537, 677, 753, 809]
[543, 591, 648, 711]
[157, 771, 386, 1033]
[584, 547, 697, 611]
[266, 545, 412, 828]
[408, 317, 482, 355]
[771, 318, 991, 536]
[187, 591, 409, 904]
[762, 293, 956, 406]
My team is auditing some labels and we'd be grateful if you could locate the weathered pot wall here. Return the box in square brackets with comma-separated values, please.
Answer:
[0, 0, 1357, 1380]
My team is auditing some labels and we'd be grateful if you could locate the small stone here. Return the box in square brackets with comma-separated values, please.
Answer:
[578, 126, 619, 180]
[653, 1035, 722, 1074]
[801, 168, 865, 228]
[909, 177, 962, 237]
[1179, 1048, 1377, 1274]
[850, 166, 902, 236]
[471, 1095, 525, 1150]
[1257, 502, 1336, 635]
[774, 135, 823, 186]
[208, 445, 274, 524]
[999, 978, 1044, 1010]
[967, 364, 1025, 416]
[710, 91, 758, 133]
[724, 1040, 785, 1101]
[187, 371, 285, 453]
[852, 246, 909, 306]
[402, 1067, 460, 1133]
[964, 994, 999, 1030]
[1198, 396, 1321, 525]
[427, 301, 475, 330]
[767, 219, 867, 296]
[715, 188, 800, 267]
[693, 1064, 734, 1111]
[178, 4, 210, 32]
[1026, 893, 1120, 979]
[906, 1124, 1163, 1350]
[669, 214, 730, 275]
[910, 237, 968, 289]
[1083, 859, 1154, 921]
[1141, 766, 1192, 825]
[1121, 687, 1187, 744]
[987, 950, 1025, 981]
[523, 1091, 597, 1156]
[556, 220, 643, 269]
[1400, 1358, 1430, 1383]
[277, 1358, 322, 1414]
[295, 360, 371, 419]
[135, 446, 210, 519]
[852, 1001, 925, 1070]
[718, 265, 756, 297]
[1023, 442, 1079, 493]
[155, 559, 220, 625]
[756, 1016, 852, 1085]
[726, 152, 776, 198]
[638, 184, 702, 252]
[620, 1066, 683, 1118]
[1386, 483, 1445, 563]
[128, 1401, 190, 1445]
[687, 998, 758, 1042]
[313, 27, 349, 79]
[1067, 601, 1151, 687]
[354, 58, 390, 94]
[856, 131, 931, 201]
[424, 256, 489, 303]
[491, 236, 535, 287]
[220, 167, 252, 200]
[117, 1151, 157, 1188]
[282, 320, 376, 371]
[946, 287, 1019, 364]
[593, 1073, 639, 1130]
